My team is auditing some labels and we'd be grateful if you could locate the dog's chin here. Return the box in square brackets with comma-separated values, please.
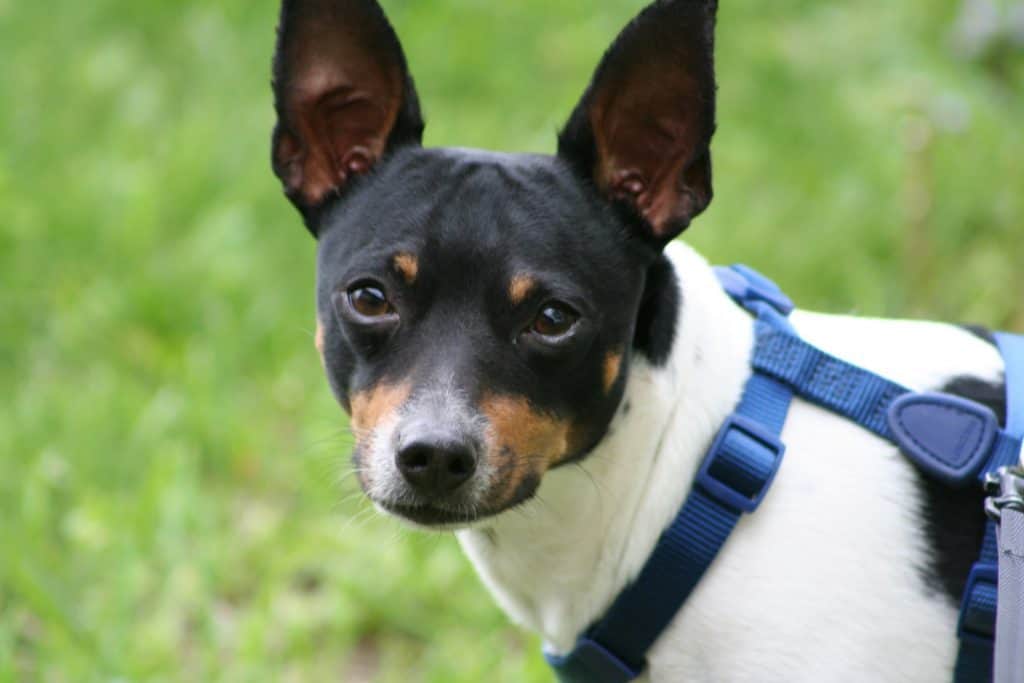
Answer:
[374, 500, 483, 530]
[373, 491, 537, 531]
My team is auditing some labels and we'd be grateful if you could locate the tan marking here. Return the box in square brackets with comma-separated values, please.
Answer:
[349, 381, 412, 435]
[392, 252, 418, 284]
[481, 393, 569, 496]
[508, 274, 536, 306]
[603, 351, 623, 394]
[481, 395, 569, 461]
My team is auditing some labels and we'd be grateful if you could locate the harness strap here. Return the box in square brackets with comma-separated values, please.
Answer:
[545, 268, 795, 683]
[954, 522, 1000, 682]
[751, 325, 1023, 485]
[544, 265, 1023, 683]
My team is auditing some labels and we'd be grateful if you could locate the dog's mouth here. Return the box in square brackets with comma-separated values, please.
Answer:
[375, 484, 540, 528]
[376, 500, 485, 528]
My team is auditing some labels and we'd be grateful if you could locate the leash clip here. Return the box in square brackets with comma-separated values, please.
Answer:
[984, 466, 1024, 522]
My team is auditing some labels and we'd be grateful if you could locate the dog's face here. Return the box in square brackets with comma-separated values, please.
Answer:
[312, 148, 650, 525]
[271, 0, 717, 527]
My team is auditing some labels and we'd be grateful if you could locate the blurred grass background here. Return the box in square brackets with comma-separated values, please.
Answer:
[1, 0, 1022, 680]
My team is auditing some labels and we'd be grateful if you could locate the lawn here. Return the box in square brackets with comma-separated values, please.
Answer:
[1, 0, 1022, 680]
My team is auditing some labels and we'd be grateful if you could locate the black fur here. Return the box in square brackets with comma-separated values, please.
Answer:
[634, 255, 681, 366]
[916, 373, 1007, 605]
[316, 148, 654, 474]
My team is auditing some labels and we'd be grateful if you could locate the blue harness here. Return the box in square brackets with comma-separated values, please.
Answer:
[546, 265, 1024, 683]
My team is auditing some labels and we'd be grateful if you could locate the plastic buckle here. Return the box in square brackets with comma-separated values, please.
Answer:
[696, 414, 786, 513]
[957, 563, 997, 645]
[715, 265, 795, 317]
[545, 637, 642, 683]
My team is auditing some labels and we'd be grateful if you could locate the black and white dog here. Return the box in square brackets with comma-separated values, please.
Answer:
[270, 0, 1012, 679]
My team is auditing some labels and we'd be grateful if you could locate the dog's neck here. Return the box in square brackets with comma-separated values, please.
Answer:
[457, 242, 756, 653]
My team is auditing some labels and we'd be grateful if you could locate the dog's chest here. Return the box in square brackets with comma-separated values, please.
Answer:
[459, 243, 1005, 681]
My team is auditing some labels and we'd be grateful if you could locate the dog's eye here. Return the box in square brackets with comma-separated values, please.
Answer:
[531, 302, 579, 339]
[347, 284, 394, 319]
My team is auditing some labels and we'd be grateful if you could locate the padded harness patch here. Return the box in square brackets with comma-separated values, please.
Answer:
[888, 393, 1000, 487]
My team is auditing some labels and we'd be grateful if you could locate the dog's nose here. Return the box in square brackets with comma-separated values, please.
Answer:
[395, 436, 478, 496]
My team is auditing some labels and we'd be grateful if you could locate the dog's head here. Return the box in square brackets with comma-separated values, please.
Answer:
[271, 0, 717, 527]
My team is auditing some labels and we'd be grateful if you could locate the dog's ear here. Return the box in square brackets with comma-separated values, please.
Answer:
[271, 0, 424, 224]
[558, 0, 717, 245]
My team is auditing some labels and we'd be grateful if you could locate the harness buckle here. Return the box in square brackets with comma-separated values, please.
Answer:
[696, 414, 786, 513]
[983, 466, 1024, 522]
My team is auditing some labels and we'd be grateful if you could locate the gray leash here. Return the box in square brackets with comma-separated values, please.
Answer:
[985, 466, 1024, 683]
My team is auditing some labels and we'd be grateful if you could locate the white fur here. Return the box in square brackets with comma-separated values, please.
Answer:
[456, 241, 1006, 682]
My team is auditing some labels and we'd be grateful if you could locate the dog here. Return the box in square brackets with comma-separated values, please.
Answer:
[269, 1, 1010, 680]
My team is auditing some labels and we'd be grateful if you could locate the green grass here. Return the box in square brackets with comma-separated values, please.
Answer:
[1, 0, 1022, 680]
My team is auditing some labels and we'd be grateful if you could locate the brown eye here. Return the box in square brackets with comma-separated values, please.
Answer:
[347, 284, 393, 319]
[532, 302, 579, 338]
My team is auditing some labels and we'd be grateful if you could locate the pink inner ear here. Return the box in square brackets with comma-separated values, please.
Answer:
[282, 80, 401, 207]
[594, 91, 703, 237]
[569, 1, 715, 241]
[274, 4, 409, 210]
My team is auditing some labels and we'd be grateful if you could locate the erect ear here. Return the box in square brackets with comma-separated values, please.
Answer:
[271, 0, 424, 223]
[558, 0, 717, 244]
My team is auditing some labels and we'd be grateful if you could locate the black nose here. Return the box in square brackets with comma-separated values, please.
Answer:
[396, 438, 478, 496]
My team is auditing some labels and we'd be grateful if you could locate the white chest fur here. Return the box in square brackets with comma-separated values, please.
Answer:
[457, 241, 1005, 682]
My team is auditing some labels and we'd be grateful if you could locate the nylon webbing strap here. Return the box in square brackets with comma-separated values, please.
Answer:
[545, 271, 795, 683]
[751, 325, 906, 438]
[545, 375, 792, 681]
[956, 523, 999, 683]
[585, 329, 793, 669]
[751, 326, 1024, 484]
